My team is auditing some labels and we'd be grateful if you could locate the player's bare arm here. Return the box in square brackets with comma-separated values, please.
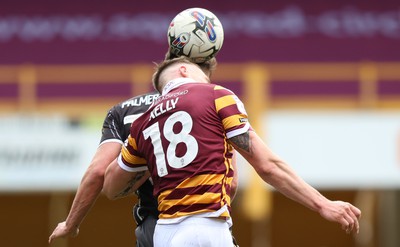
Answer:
[103, 159, 150, 200]
[48, 142, 121, 243]
[228, 131, 250, 153]
[230, 151, 239, 201]
[114, 171, 147, 199]
[231, 130, 361, 234]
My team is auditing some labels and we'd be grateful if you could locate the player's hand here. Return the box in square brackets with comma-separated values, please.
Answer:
[48, 221, 79, 244]
[319, 200, 361, 234]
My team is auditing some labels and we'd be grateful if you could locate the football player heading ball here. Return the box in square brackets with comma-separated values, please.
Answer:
[49, 6, 237, 247]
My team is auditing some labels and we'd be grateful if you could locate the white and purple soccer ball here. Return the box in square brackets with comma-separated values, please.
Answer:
[167, 8, 224, 63]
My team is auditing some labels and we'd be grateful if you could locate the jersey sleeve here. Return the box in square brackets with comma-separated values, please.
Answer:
[117, 135, 148, 172]
[214, 85, 251, 138]
[99, 106, 124, 145]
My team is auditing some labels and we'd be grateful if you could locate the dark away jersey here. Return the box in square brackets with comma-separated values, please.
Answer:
[100, 91, 159, 210]
[100, 92, 159, 145]
[118, 81, 250, 221]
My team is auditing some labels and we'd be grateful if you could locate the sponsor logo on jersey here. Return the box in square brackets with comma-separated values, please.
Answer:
[121, 94, 158, 108]
[156, 90, 188, 102]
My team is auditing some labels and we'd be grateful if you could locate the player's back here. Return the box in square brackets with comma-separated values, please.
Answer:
[130, 82, 237, 220]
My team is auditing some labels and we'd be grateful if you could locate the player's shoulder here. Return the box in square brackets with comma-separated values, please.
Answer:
[107, 91, 159, 117]
[189, 82, 229, 91]
[206, 83, 235, 97]
[184, 83, 235, 100]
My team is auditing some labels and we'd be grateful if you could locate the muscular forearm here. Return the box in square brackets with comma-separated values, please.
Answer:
[230, 151, 239, 202]
[65, 171, 104, 229]
[65, 142, 122, 229]
[257, 145, 361, 234]
[232, 131, 327, 213]
[49, 139, 124, 243]
[103, 159, 150, 200]
[260, 158, 327, 213]
[230, 131, 361, 234]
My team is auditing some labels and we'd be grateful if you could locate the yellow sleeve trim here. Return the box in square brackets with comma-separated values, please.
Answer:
[128, 136, 138, 150]
[121, 145, 147, 165]
[215, 95, 236, 113]
[222, 114, 247, 129]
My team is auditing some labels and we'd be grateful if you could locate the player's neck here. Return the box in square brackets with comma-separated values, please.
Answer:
[162, 77, 197, 95]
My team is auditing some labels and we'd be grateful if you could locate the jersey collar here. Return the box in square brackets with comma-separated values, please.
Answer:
[162, 78, 197, 95]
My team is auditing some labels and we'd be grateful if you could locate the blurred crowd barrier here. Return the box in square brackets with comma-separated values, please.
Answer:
[1, 62, 400, 118]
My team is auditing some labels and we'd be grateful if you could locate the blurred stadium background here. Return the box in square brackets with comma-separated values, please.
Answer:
[1, 0, 400, 246]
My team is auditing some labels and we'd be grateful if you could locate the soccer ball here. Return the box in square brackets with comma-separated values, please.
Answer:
[167, 8, 224, 63]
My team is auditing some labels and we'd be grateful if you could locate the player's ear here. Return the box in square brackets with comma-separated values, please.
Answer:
[179, 65, 188, 77]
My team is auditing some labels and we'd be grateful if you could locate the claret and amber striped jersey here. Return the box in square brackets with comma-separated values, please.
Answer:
[117, 78, 251, 222]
